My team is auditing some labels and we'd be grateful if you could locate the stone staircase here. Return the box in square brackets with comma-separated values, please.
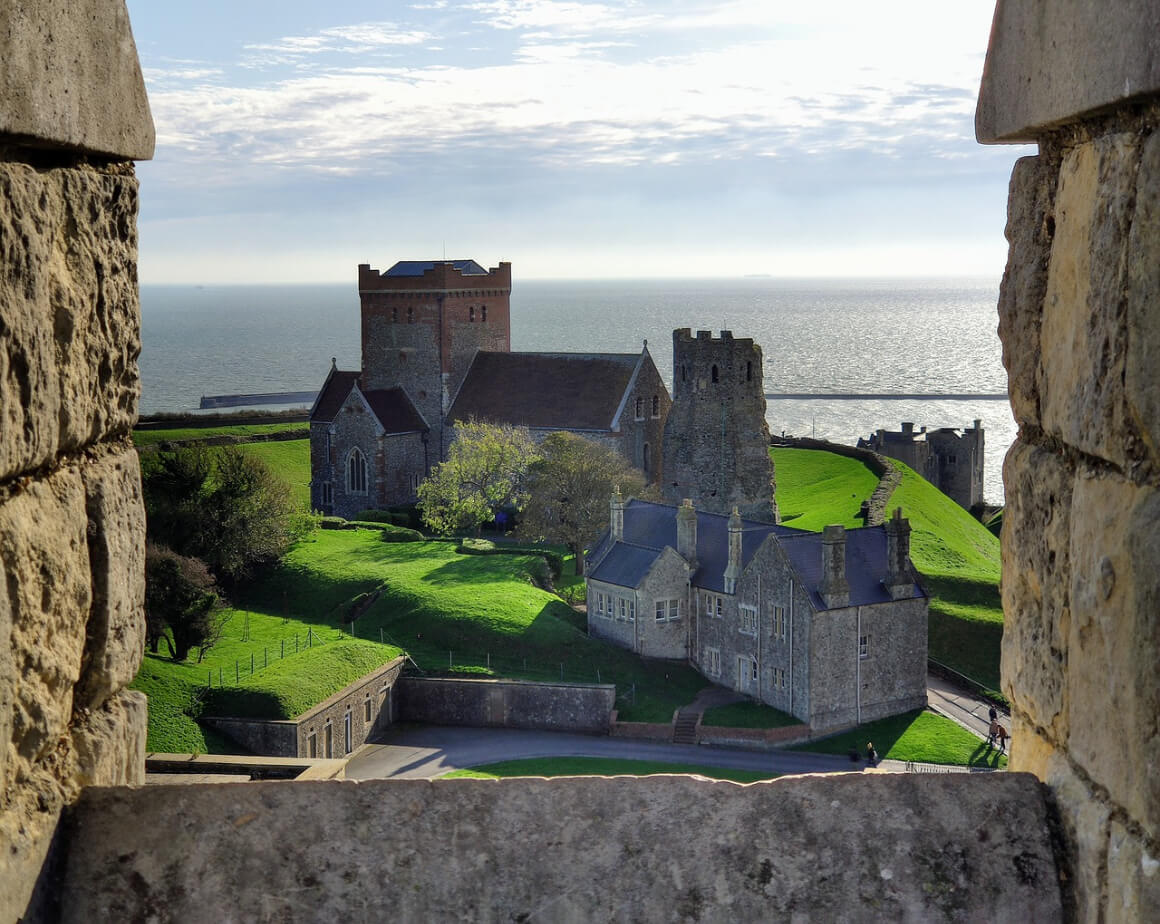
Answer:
[672, 709, 700, 745]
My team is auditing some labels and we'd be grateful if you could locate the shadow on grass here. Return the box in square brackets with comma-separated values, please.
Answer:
[969, 740, 1007, 769]
[201, 688, 288, 720]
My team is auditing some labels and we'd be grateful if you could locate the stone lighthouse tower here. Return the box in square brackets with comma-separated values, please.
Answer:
[661, 329, 778, 522]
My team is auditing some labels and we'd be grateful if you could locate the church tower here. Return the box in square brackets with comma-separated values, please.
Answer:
[358, 260, 512, 452]
[661, 329, 778, 522]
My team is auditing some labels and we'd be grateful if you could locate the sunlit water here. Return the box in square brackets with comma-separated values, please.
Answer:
[140, 277, 1013, 503]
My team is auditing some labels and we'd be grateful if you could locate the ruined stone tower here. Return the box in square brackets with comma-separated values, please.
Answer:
[661, 329, 778, 521]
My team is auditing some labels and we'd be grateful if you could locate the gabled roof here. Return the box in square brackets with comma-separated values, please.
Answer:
[310, 370, 360, 423]
[385, 260, 488, 277]
[447, 351, 641, 431]
[311, 371, 427, 435]
[588, 499, 924, 607]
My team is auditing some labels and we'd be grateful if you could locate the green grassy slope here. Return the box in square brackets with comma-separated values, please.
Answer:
[133, 422, 304, 446]
[771, 448, 879, 529]
[772, 448, 1003, 696]
[443, 757, 779, 783]
[238, 439, 311, 509]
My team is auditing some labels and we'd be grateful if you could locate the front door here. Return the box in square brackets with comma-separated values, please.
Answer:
[736, 656, 749, 693]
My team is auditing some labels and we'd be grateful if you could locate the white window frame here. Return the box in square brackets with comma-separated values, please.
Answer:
[772, 605, 787, 641]
[739, 604, 758, 636]
[859, 634, 870, 660]
[669, 599, 680, 621]
[705, 646, 722, 677]
[750, 659, 759, 682]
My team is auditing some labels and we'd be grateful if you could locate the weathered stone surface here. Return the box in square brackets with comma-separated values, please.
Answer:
[60, 773, 1062, 922]
[1040, 134, 1138, 469]
[997, 155, 1056, 428]
[71, 689, 146, 788]
[0, 0, 154, 159]
[977, 0, 1160, 144]
[1067, 470, 1160, 841]
[1106, 821, 1160, 923]
[1000, 440, 1073, 737]
[0, 161, 141, 481]
[1124, 129, 1160, 475]
[76, 450, 145, 710]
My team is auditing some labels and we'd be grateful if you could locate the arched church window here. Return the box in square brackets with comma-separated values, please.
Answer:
[651, 394, 659, 417]
[347, 448, 368, 495]
[711, 364, 719, 383]
[635, 396, 643, 420]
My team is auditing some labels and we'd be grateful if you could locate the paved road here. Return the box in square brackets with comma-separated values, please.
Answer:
[346, 724, 867, 780]
[926, 672, 1007, 742]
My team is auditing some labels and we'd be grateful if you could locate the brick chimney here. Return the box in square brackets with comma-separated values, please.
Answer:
[676, 499, 697, 567]
[884, 507, 913, 599]
[820, 525, 850, 608]
[610, 487, 625, 542]
[723, 507, 742, 593]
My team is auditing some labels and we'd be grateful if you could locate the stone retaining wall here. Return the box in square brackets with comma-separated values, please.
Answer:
[697, 723, 812, 749]
[399, 676, 615, 733]
[771, 436, 899, 525]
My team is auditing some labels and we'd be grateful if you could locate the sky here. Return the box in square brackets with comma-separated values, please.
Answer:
[124, 0, 1032, 284]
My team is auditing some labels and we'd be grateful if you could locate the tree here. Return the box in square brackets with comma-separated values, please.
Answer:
[517, 432, 647, 574]
[418, 419, 540, 535]
[145, 543, 230, 663]
[143, 445, 311, 584]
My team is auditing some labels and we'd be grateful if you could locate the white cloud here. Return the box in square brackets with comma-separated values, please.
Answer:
[243, 22, 434, 66]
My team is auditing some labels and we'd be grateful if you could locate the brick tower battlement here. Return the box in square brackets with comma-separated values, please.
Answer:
[358, 260, 512, 448]
[662, 329, 778, 521]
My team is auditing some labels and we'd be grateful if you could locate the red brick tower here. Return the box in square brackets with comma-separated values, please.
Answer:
[358, 259, 512, 452]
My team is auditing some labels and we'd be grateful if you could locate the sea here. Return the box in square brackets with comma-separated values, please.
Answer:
[139, 277, 1014, 504]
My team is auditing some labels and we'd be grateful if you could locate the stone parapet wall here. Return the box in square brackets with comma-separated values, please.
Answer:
[56, 773, 1062, 921]
[399, 676, 615, 733]
[981, 4, 1160, 918]
[0, 3, 152, 916]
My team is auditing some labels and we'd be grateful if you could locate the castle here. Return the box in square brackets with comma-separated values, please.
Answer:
[858, 420, 985, 510]
[309, 260, 671, 518]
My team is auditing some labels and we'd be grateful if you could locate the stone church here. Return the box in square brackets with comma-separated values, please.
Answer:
[310, 260, 670, 518]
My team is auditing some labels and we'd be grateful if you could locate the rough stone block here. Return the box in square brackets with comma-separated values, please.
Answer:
[977, 0, 1160, 144]
[1124, 128, 1160, 475]
[1000, 440, 1073, 737]
[76, 450, 145, 710]
[1067, 470, 1160, 841]
[1106, 821, 1160, 923]
[0, 0, 154, 159]
[1040, 134, 1138, 469]
[0, 469, 90, 769]
[997, 156, 1056, 428]
[71, 689, 146, 788]
[59, 773, 1063, 922]
[0, 162, 141, 481]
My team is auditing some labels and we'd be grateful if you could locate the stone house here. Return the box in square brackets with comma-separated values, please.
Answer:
[310, 260, 670, 517]
[586, 494, 927, 731]
[859, 420, 985, 510]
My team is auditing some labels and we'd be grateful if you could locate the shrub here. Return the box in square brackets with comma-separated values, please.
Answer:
[379, 525, 424, 543]
[319, 516, 348, 530]
[355, 509, 411, 526]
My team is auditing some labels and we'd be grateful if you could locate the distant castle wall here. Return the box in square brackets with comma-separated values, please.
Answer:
[662, 329, 778, 520]
[859, 420, 984, 510]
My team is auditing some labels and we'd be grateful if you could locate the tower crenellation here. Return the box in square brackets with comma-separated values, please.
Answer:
[662, 329, 778, 521]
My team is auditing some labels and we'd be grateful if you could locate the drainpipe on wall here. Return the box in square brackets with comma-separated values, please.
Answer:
[856, 606, 862, 726]
[788, 579, 794, 716]
[756, 573, 762, 702]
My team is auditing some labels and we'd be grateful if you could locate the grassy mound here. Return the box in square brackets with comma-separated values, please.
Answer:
[792, 709, 1007, 769]
[133, 421, 304, 446]
[443, 757, 778, 783]
[238, 439, 311, 509]
[771, 448, 879, 529]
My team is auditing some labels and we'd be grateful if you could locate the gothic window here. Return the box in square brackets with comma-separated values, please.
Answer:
[469, 305, 475, 322]
[407, 306, 414, 323]
[347, 448, 368, 494]
[711, 364, 719, 383]
[651, 394, 659, 417]
[635, 396, 644, 420]
[481, 305, 487, 322]
[746, 361, 752, 382]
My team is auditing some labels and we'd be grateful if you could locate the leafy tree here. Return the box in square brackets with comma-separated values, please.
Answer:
[145, 543, 229, 663]
[418, 419, 540, 535]
[517, 432, 647, 574]
[143, 445, 311, 584]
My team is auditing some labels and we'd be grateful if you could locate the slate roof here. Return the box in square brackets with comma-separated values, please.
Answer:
[447, 351, 641, 430]
[588, 499, 924, 607]
[310, 370, 427, 435]
[385, 260, 488, 277]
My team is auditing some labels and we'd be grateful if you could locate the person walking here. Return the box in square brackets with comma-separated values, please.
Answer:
[988, 719, 1000, 747]
[996, 724, 1009, 753]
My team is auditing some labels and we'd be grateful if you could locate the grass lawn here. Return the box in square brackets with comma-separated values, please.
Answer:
[701, 701, 801, 729]
[441, 756, 779, 783]
[792, 709, 1007, 769]
[133, 421, 305, 446]
[773, 448, 1004, 698]
[771, 448, 879, 530]
[238, 439, 311, 509]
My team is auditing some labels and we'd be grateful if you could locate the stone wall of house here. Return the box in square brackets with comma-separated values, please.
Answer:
[398, 676, 615, 733]
[979, 2, 1160, 918]
[618, 350, 671, 483]
[634, 548, 691, 659]
[585, 578, 640, 650]
[0, 3, 154, 918]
